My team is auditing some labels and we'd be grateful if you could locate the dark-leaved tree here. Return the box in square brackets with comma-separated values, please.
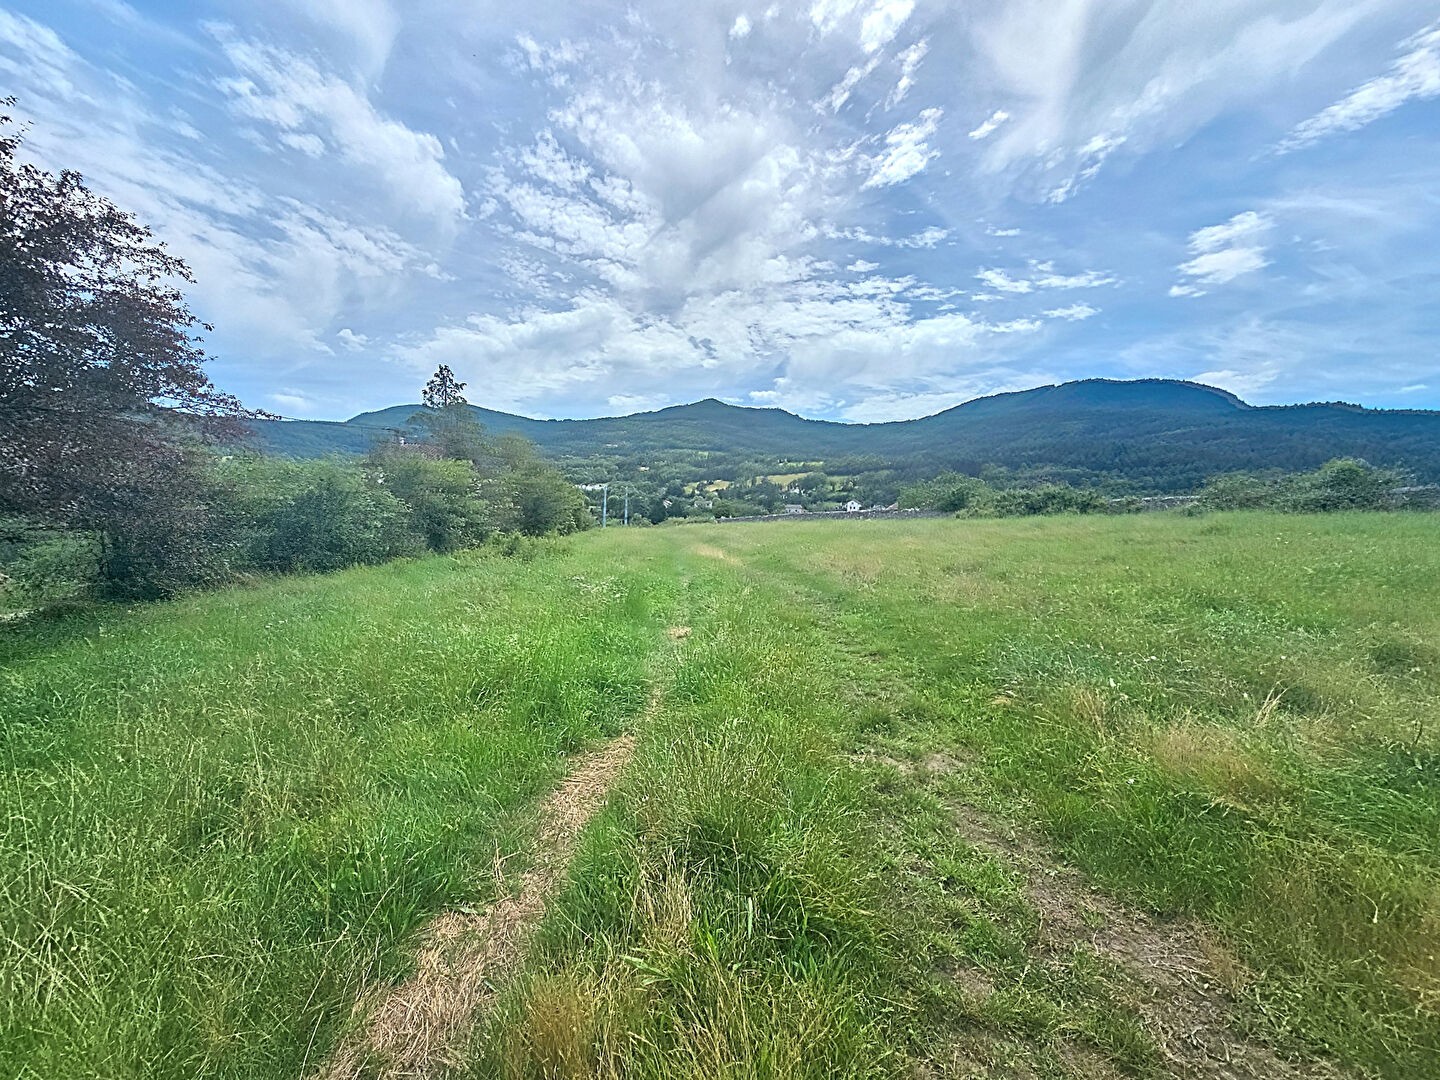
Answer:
[0, 105, 253, 596]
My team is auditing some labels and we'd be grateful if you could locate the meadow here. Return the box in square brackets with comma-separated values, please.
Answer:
[1, 513, 1436, 1078]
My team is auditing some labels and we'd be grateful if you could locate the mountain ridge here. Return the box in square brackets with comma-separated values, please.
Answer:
[244, 378, 1440, 493]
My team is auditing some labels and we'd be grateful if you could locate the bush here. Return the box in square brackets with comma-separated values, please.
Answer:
[989, 483, 1107, 516]
[255, 465, 421, 574]
[0, 518, 98, 609]
[371, 453, 490, 552]
[1197, 472, 1281, 510]
[1200, 459, 1407, 513]
[490, 466, 592, 536]
[1282, 458, 1403, 512]
[899, 472, 989, 512]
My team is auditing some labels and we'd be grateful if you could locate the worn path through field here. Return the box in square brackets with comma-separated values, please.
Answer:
[313, 662, 677, 1080]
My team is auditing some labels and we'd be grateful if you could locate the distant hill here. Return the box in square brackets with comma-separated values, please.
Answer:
[243, 379, 1440, 493]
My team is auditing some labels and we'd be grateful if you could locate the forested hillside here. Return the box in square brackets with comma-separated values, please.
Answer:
[246, 379, 1440, 494]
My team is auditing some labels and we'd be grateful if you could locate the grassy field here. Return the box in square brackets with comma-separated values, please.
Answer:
[2, 514, 1437, 1078]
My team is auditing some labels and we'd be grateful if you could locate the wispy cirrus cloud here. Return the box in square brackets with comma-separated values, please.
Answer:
[1278, 19, 1440, 151]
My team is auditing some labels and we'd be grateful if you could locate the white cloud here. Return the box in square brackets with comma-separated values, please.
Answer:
[887, 40, 928, 108]
[977, 263, 1116, 293]
[862, 107, 942, 188]
[975, 268, 1032, 294]
[810, 0, 863, 36]
[986, 226, 1021, 237]
[1178, 246, 1269, 285]
[1044, 303, 1098, 320]
[1279, 19, 1440, 151]
[1188, 209, 1271, 253]
[336, 328, 370, 350]
[213, 30, 465, 221]
[282, 0, 399, 77]
[827, 224, 949, 248]
[279, 131, 326, 156]
[860, 0, 915, 54]
[971, 0, 1400, 199]
[847, 259, 880, 271]
[730, 14, 753, 40]
[825, 55, 883, 112]
[1173, 210, 1274, 292]
[968, 109, 1010, 140]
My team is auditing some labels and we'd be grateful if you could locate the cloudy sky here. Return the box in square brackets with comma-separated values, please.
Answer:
[4, 1, 1438, 421]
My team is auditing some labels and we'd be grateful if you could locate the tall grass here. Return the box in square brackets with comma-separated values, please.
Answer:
[5, 513, 1438, 1078]
[686, 512, 1440, 1076]
[0, 546, 667, 1079]
[467, 550, 907, 1078]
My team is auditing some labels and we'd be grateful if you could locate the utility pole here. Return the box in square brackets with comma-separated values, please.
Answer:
[600, 483, 609, 528]
[623, 484, 630, 526]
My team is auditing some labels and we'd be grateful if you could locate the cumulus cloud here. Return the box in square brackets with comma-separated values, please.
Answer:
[729, 14, 752, 40]
[1279, 19, 1440, 151]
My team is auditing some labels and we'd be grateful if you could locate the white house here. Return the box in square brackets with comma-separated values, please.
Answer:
[845, 499, 863, 513]
[783, 504, 806, 514]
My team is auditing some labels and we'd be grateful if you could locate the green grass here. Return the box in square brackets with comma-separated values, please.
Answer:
[0, 544, 673, 1079]
[3, 513, 1438, 1078]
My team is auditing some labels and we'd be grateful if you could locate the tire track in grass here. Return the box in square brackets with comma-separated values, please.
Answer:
[314, 681, 664, 1079]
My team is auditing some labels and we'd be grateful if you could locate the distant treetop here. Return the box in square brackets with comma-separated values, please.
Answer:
[422, 365, 467, 410]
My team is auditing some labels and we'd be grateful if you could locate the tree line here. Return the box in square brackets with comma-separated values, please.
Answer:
[897, 458, 1420, 517]
[0, 110, 585, 611]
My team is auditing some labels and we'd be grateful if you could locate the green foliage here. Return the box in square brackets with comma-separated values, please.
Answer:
[899, 473, 1107, 516]
[410, 403, 489, 462]
[899, 471, 989, 512]
[988, 483, 1107, 516]
[1284, 457, 1404, 511]
[491, 465, 591, 536]
[1200, 458, 1408, 512]
[1195, 470, 1280, 509]
[0, 517, 97, 609]
[253, 463, 421, 574]
[372, 453, 490, 552]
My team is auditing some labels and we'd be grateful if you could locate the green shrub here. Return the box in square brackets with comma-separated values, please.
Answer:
[989, 483, 1107, 516]
[256, 465, 421, 573]
[371, 453, 491, 552]
[0, 518, 98, 608]
[1200, 459, 1407, 513]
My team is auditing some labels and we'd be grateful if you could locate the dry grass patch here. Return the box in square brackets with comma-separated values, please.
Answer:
[1148, 723, 1280, 811]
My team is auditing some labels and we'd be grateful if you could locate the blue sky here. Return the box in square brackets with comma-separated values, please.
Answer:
[3, 1, 1438, 421]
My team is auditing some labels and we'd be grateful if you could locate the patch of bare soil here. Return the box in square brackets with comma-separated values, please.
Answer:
[667, 625, 692, 640]
[315, 735, 635, 1080]
[942, 806, 1347, 1080]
